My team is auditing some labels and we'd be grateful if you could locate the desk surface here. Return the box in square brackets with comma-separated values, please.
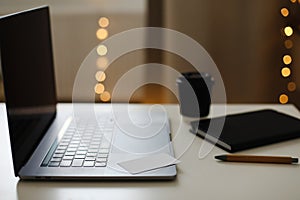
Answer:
[1, 103, 300, 200]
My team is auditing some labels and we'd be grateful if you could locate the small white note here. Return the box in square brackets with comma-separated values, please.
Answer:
[117, 153, 180, 174]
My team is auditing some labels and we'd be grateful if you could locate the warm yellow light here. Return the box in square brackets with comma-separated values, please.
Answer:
[98, 17, 109, 28]
[96, 57, 108, 69]
[96, 28, 108, 40]
[290, 0, 296, 3]
[281, 67, 291, 77]
[100, 91, 111, 102]
[284, 26, 293, 36]
[288, 82, 296, 92]
[280, 8, 289, 17]
[94, 83, 105, 94]
[95, 71, 106, 82]
[279, 94, 288, 104]
[284, 40, 293, 49]
[283, 55, 292, 65]
[96, 45, 108, 56]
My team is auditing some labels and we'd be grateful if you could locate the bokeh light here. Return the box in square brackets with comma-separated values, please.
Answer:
[96, 28, 108, 40]
[95, 71, 106, 82]
[96, 57, 108, 69]
[98, 17, 109, 28]
[97, 45, 108, 56]
[283, 55, 292, 65]
[284, 40, 293, 49]
[279, 94, 288, 104]
[284, 26, 293, 37]
[287, 82, 296, 92]
[100, 91, 111, 102]
[94, 83, 105, 94]
[281, 67, 291, 77]
[280, 8, 289, 17]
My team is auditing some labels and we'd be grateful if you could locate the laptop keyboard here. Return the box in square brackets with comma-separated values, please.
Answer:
[41, 117, 114, 168]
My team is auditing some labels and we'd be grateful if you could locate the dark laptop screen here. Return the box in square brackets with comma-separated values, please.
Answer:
[0, 6, 57, 176]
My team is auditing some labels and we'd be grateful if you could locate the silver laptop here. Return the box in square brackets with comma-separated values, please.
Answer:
[0, 6, 176, 180]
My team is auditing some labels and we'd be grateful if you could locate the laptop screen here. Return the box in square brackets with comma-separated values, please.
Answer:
[0, 6, 57, 176]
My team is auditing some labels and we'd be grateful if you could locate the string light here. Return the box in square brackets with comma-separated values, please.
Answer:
[98, 17, 109, 28]
[281, 67, 291, 77]
[288, 82, 296, 92]
[94, 83, 105, 94]
[100, 91, 111, 102]
[95, 17, 110, 102]
[96, 45, 108, 56]
[96, 28, 108, 40]
[278, 0, 300, 104]
[283, 55, 292, 65]
[95, 71, 106, 82]
[96, 57, 108, 69]
[284, 26, 293, 36]
[279, 94, 289, 104]
[281, 8, 289, 17]
[284, 40, 293, 49]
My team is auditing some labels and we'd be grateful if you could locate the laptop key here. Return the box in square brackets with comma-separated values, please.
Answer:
[53, 153, 64, 158]
[59, 142, 69, 146]
[95, 162, 106, 167]
[87, 152, 97, 157]
[60, 138, 71, 142]
[88, 149, 98, 153]
[96, 158, 107, 162]
[78, 146, 88, 150]
[68, 144, 79, 148]
[50, 157, 62, 162]
[60, 160, 72, 167]
[65, 151, 76, 156]
[90, 141, 100, 146]
[75, 154, 86, 159]
[88, 145, 99, 150]
[83, 161, 95, 167]
[97, 153, 108, 158]
[85, 157, 96, 161]
[80, 142, 90, 147]
[48, 161, 60, 167]
[55, 149, 65, 154]
[70, 140, 80, 144]
[57, 146, 68, 150]
[77, 150, 87, 155]
[72, 159, 84, 167]
[63, 155, 74, 160]
[66, 147, 77, 152]
[98, 148, 110, 154]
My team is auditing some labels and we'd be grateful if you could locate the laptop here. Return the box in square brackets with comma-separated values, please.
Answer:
[0, 6, 176, 180]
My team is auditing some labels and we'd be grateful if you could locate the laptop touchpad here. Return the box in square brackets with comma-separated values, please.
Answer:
[111, 123, 171, 154]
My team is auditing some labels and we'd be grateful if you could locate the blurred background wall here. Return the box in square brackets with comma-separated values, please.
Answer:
[159, 0, 300, 106]
[1, 0, 300, 106]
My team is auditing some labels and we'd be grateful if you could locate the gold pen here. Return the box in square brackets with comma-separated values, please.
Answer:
[215, 154, 298, 164]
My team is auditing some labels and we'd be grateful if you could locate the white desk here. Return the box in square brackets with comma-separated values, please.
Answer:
[1, 103, 300, 200]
